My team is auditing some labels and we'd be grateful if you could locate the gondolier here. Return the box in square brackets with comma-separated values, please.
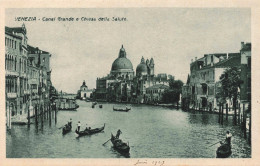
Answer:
[77, 121, 81, 132]
[225, 131, 232, 145]
[116, 129, 122, 138]
[68, 118, 72, 127]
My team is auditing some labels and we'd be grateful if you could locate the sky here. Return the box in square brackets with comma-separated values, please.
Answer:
[5, 8, 251, 93]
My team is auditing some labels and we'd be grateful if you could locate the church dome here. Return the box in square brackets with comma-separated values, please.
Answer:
[111, 45, 133, 71]
[111, 58, 133, 70]
[136, 57, 148, 75]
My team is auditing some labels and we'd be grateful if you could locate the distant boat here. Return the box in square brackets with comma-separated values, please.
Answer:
[59, 104, 79, 111]
[113, 106, 131, 112]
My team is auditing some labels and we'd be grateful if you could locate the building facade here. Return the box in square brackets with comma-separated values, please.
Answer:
[5, 24, 54, 129]
[78, 80, 92, 99]
[95, 45, 171, 103]
[183, 50, 241, 111]
[240, 42, 251, 107]
[5, 24, 29, 128]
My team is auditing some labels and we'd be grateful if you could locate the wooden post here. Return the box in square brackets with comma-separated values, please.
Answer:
[218, 104, 221, 123]
[46, 104, 48, 120]
[221, 103, 224, 125]
[49, 104, 51, 126]
[35, 105, 38, 126]
[27, 105, 30, 127]
[55, 104, 57, 124]
[238, 103, 241, 124]
[226, 103, 228, 121]
[248, 104, 251, 145]
[248, 112, 251, 145]
[243, 103, 247, 139]
[234, 99, 237, 125]
[41, 105, 44, 128]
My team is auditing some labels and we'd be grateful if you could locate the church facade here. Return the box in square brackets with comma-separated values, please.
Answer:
[78, 80, 92, 100]
[94, 45, 170, 103]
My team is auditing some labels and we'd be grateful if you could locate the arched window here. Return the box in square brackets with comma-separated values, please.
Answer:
[19, 59, 22, 71]
[11, 56, 14, 71]
[24, 60, 26, 73]
[14, 57, 17, 71]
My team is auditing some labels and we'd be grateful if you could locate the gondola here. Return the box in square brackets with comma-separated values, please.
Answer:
[216, 142, 232, 158]
[111, 133, 130, 154]
[59, 105, 79, 111]
[62, 124, 72, 135]
[113, 106, 131, 112]
[75, 124, 105, 137]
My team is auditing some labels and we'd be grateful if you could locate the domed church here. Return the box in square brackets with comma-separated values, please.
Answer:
[136, 56, 154, 76]
[110, 45, 134, 80]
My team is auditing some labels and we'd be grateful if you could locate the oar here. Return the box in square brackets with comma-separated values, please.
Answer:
[102, 139, 111, 145]
[208, 140, 223, 147]
[58, 126, 65, 129]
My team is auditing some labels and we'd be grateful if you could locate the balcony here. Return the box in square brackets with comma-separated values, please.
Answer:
[7, 92, 17, 98]
[5, 70, 19, 77]
[20, 72, 27, 78]
[32, 89, 38, 94]
[28, 78, 39, 85]
[24, 90, 30, 95]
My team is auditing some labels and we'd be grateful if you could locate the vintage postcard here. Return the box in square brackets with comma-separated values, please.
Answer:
[1, 0, 260, 166]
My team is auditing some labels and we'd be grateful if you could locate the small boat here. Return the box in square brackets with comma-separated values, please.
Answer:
[99, 105, 103, 108]
[59, 104, 79, 111]
[111, 133, 130, 154]
[75, 124, 105, 137]
[113, 106, 131, 112]
[62, 124, 72, 135]
[216, 142, 232, 158]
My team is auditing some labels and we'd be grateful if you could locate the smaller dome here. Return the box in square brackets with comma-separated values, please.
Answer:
[136, 63, 148, 73]
[136, 57, 148, 75]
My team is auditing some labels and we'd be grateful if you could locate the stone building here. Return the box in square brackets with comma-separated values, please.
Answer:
[5, 24, 29, 128]
[5, 24, 54, 129]
[145, 84, 170, 103]
[27, 45, 52, 114]
[184, 51, 241, 111]
[240, 42, 251, 106]
[78, 80, 92, 99]
[95, 45, 171, 103]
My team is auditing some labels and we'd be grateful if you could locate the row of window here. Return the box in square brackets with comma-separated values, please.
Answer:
[5, 37, 19, 50]
[146, 89, 163, 94]
[5, 54, 27, 73]
[5, 78, 28, 93]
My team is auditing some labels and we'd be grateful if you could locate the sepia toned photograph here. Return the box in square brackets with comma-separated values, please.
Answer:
[4, 7, 253, 161]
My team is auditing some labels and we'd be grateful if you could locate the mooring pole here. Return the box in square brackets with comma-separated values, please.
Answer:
[27, 105, 30, 127]
[226, 103, 228, 121]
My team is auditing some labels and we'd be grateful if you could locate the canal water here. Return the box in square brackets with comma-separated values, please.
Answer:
[6, 100, 251, 158]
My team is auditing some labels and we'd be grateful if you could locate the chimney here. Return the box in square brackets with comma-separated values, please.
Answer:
[227, 53, 229, 59]
[241, 42, 245, 49]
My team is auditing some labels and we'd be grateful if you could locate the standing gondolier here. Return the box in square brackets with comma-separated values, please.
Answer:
[77, 121, 81, 132]
[68, 118, 72, 127]
[116, 129, 122, 138]
[225, 131, 232, 145]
